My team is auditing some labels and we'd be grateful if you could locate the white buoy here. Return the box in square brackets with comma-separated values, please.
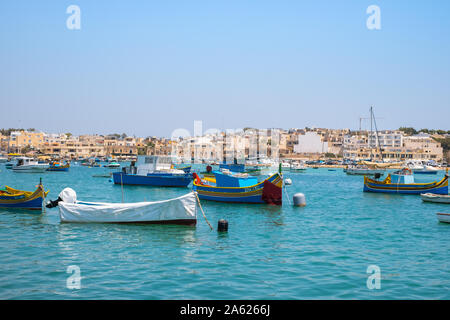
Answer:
[293, 193, 306, 207]
[284, 178, 292, 185]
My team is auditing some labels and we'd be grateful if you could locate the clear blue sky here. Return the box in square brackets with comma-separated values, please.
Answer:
[1, 0, 449, 137]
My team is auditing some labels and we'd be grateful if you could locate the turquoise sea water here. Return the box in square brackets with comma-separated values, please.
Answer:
[0, 164, 449, 299]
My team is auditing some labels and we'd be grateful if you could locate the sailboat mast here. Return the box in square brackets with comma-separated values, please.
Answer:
[369, 107, 373, 160]
[372, 106, 383, 161]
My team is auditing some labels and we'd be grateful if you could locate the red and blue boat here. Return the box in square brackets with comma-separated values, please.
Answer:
[193, 170, 282, 205]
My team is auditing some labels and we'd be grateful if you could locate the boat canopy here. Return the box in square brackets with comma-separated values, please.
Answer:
[213, 171, 258, 187]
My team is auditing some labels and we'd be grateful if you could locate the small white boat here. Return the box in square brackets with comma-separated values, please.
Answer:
[50, 188, 198, 225]
[421, 193, 450, 204]
[437, 213, 450, 224]
[281, 162, 291, 169]
[290, 162, 307, 171]
[345, 165, 385, 176]
[411, 165, 439, 175]
[12, 157, 49, 172]
[104, 162, 121, 168]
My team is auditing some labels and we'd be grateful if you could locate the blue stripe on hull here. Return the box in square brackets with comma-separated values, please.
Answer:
[113, 173, 191, 187]
[196, 193, 264, 203]
[413, 171, 437, 175]
[0, 196, 44, 209]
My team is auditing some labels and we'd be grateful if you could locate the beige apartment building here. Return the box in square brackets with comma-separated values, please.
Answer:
[7, 130, 45, 153]
[343, 132, 444, 162]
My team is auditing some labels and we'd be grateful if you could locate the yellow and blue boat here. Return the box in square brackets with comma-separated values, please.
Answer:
[47, 161, 70, 172]
[363, 168, 448, 195]
[193, 171, 283, 205]
[0, 183, 48, 210]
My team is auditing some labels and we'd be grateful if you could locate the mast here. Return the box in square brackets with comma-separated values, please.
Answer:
[371, 106, 383, 161]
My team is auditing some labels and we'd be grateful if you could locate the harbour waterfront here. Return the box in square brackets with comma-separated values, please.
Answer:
[0, 165, 449, 299]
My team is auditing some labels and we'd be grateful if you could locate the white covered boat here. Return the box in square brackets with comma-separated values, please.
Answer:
[421, 193, 450, 204]
[12, 157, 49, 172]
[437, 213, 450, 224]
[51, 188, 198, 225]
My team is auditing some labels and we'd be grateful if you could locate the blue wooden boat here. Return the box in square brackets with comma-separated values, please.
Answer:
[193, 171, 283, 205]
[364, 168, 448, 195]
[0, 183, 48, 210]
[112, 156, 191, 187]
[47, 161, 70, 171]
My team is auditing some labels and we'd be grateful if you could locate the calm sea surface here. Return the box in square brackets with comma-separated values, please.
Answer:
[0, 164, 449, 299]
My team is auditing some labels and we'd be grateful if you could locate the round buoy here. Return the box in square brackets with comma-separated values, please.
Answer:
[218, 219, 228, 232]
[293, 193, 306, 207]
[284, 178, 292, 185]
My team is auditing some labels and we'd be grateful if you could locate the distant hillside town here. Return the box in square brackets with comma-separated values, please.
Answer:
[0, 127, 449, 163]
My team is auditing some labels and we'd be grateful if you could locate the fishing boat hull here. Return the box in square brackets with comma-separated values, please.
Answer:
[47, 164, 70, 171]
[421, 193, 450, 204]
[0, 185, 48, 210]
[58, 191, 197, 225]
[13, 164, 49, 173]
[112, 172, 192, 187]
[437, 213, 450, 223]
[193, 172, 283, 205]
[363, 175, 448, 194]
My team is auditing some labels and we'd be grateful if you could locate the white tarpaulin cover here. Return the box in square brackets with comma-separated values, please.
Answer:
[59, 187, 77, 203]
[58, 191, 198, 224]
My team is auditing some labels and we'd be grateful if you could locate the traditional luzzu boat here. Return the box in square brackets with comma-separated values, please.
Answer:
[112, 156, 192, 187]
[192, 170, 283, 205]
[363, 168, 448, 195]
[0, 182, 48, 210]
[47, 161, 70, 171]
[46, 188, 198, 225]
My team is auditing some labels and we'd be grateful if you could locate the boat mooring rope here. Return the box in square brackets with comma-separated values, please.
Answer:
[283, 181, 291, 205]
[194, 192, 213, 230]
